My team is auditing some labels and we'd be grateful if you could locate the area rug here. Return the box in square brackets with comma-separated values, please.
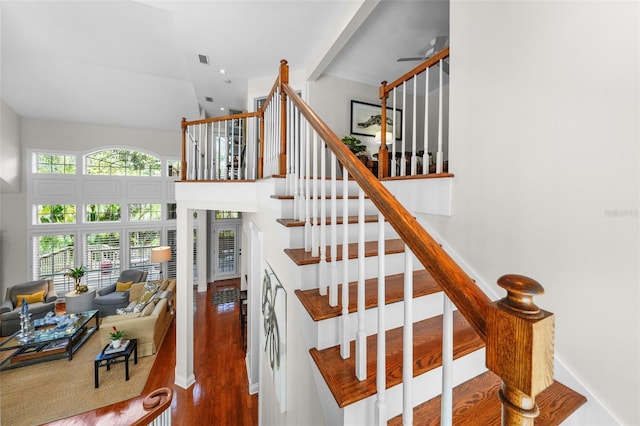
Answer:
[211, 288, 239, 305]
[0, 332, 156, 426]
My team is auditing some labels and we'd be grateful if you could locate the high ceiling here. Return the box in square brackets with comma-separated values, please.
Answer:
[1, 0, 448, 131]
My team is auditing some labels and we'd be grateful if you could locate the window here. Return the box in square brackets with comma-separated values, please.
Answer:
[168, 160, 181, 177]
[167, 203, 177, 220]
[85, 149, 161, 176]
[33, 153, 76, 174]
[129, 230, 160, 277]
[215, 211, 241, 219]
[129, 204, 161, 221]
[85, 232, 120, 289]
[37, 204, 76, 224]
[32, 234, 75, 294]
[86, 204, 121, 222]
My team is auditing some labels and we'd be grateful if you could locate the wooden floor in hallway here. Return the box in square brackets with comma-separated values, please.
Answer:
[47, 278, 258, 425]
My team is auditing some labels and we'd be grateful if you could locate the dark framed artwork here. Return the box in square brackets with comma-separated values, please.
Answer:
[350, 100, 402, 140]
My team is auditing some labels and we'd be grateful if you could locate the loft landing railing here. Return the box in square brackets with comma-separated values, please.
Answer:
[377, 47, 450, 179]
[181, 57, 555, 425]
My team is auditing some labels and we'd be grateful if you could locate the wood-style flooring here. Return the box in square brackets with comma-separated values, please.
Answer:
[47, 278, 258, 425]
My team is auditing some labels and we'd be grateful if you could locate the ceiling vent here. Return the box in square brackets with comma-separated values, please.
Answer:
[198, 54, 209, 65]
[205, 97, 214, 102]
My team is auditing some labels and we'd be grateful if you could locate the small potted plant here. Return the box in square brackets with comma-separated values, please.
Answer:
[341, 135, 368, 157]
[109, 326, 126, 348]
[65, 265, 88, 293]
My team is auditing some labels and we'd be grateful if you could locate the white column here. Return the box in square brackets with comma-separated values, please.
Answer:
[197, 210, 207, 293]
[175, 204, 195, 389]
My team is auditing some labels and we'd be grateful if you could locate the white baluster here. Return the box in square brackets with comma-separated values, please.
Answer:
[403, 246, 413, 425]
[318, 136, 327, 297]
[441, 294, 454, 426]
[297, 110, 305, 222]
[437, 59, 444, 174]
[304, 119, 312, 252]
[355, 188, 366, 381]
[329, 153, 338, 307]
[375, 210, 386, 425]
[391, 89, 397, 177]
[423, 66, 430, 175]
[340, 168, 350, 359]
[401, 81, 407, 177]
[311, 131, 319, 258]
[411, 76, 417, 176]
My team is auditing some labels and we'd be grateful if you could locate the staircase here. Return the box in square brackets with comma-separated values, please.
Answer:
[274, 177, 586, 425]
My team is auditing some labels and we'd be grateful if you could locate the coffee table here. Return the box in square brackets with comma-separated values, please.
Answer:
[0, 310, 99, 371]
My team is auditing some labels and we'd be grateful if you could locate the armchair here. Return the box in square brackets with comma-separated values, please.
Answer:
[1, 279, 58, 336]
[94, 269, 148, 317]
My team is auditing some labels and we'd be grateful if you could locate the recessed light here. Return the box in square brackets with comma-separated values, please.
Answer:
[219, 68, 226, 74]
[205, 97, 214, 102]
[220, 107, 225, 111]
[198, 54, 209, 65]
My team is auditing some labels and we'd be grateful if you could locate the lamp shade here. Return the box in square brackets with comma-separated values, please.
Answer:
[374, 131, 393, 144]
[151, 246, 171, 263]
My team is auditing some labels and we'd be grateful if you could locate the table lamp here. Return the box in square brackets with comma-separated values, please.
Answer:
[151, 246, 171, 279]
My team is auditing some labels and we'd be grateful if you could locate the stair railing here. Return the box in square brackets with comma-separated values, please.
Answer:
[131, 387, 174, 426]
[261, 59, 555, 425]
[378, 47, 450, 178]
[180, 112, 261, 181]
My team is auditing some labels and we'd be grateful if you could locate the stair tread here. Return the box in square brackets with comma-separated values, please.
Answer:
[310, 311, 484, 408]
[277, 215, 380, 227]
[285, 239, 405, 266]
[388, 370, 587, 426]
[295, 270, 441, 321]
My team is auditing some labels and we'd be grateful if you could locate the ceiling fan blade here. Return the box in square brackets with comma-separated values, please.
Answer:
[396, 57, 428, 62]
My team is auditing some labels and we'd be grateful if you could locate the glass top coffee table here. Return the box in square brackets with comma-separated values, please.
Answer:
[0, 309, 99, 371]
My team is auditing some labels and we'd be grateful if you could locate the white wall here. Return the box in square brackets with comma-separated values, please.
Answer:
[1, 99, 21, 192]
[428, 2, 639, 424]
[0, 118, 180, 293]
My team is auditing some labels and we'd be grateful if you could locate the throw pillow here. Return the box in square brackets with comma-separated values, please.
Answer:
[116, 301, 136, 315]
[140, 301, 156, 316]
[158, 280, 170, 291]
[115, 280, 134, 292]
[128, 282, 145, 302]
[15, 290, 46, 307]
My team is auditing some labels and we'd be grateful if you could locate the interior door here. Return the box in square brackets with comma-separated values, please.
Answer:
[213, 224, 240, 279]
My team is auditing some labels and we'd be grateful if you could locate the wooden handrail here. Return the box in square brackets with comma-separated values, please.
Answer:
[183, 111, 260, 127]
[383, 47, 450, 95]
[281, 81, 491, 340]
[130, 387, 174, 426]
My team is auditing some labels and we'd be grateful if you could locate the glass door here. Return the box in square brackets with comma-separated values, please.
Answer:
[214, 225, 240, 279]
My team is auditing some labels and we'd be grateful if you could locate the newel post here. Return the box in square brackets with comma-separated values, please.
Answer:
[180, 117, 187, 181]
[486, 274, 555, 426]
[278, 59, 289, 176]
[378, 81, 389, 178]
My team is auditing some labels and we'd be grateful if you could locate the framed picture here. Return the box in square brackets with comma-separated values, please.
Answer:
[350, 100, 402, 140]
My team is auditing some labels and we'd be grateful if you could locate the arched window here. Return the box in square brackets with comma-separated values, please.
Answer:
[85, 149, 161, 176]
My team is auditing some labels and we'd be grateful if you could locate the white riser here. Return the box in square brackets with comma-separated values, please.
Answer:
[310, 348, 488, 426]
[284, 221, 399, 248]
[294, 251, 418, 291]
[279, 197, 379, 219]
[299, 292, 445, 351]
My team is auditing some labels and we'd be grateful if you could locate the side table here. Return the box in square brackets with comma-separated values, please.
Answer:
[65, 289, 96, 314]
[94, 338, 138, 388]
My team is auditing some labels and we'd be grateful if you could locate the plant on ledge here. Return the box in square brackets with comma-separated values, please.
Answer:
[341, 135, 368, 157]
[65, 265, 88, 293]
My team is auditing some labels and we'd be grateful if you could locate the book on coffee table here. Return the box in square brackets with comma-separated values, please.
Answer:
[104, 339, 130, 355]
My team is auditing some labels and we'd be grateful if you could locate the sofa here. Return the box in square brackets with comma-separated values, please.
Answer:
[94, 269, 148, 316]
[1, 279, 58, 336]
[99, 279, 175, 357]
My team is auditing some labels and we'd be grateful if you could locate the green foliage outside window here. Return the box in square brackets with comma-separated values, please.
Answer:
[38, 204, 76, 224]
[35, 154, 76, 174]
[86, 149, 161, 176]
[86, 204, 121, 222]
[129, 204, 161, 221]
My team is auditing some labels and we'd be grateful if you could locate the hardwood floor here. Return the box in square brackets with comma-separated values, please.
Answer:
[47, 279, 258, 425]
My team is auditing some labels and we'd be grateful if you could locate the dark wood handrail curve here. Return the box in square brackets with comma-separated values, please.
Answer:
[382, 47, 450, 95]
[130, 387, 174, 426]
[281, 80, 491, 340]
